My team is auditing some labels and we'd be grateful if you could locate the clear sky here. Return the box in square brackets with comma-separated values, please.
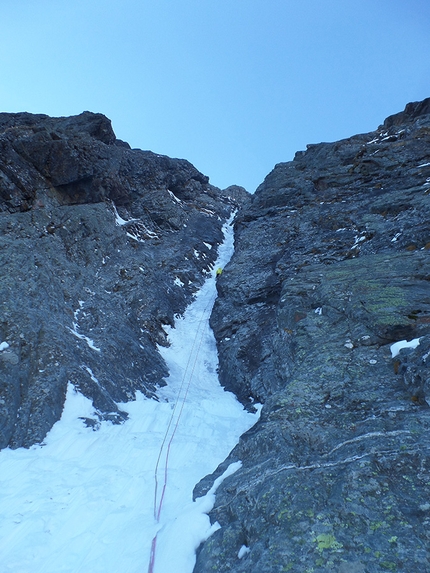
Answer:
[1, 0, 430, 192]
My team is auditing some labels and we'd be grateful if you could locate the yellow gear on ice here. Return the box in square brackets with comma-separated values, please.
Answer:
[216, 267, 223, 277]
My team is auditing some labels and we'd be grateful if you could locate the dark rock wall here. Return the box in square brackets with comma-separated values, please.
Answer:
[194, 99, 430, 572]
[0, 111, 240, 449]
[2, 100, 430, 572]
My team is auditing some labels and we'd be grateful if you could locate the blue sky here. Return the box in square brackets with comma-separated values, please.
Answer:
[1, 0, 430, 191]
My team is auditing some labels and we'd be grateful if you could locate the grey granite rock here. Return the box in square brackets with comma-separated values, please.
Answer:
[194, 99, 430, 573]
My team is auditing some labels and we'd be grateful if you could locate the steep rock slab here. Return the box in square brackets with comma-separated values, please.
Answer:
[0, 111, 243, 449]
[195, 99, 430, 573]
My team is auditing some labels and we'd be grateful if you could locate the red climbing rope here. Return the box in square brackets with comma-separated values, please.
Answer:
[148, 536, 157, 573]
[147, 292, 216, 573]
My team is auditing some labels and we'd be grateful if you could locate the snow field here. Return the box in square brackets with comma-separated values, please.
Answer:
[0, 216, 260, 573]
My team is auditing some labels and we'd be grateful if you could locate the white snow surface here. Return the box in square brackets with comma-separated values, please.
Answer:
[112, 203, 138, 226]
[237, 545, 250, 559]
[0, 216, 259, 573]
[390, 337, 421, 358]
[68, 300, 101, 352]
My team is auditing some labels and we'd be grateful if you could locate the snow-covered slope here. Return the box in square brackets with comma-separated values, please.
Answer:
[0, 219, 259, 573]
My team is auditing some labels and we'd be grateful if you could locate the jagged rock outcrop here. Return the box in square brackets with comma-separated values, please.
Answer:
[194, 99, 430, 572]
[0, 111, 241, 449]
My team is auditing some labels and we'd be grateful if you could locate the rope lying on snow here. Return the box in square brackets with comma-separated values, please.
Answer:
[148, 292, 217, 573]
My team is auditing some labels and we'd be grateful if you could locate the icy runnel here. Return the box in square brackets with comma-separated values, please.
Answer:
[0, 214, 259, 573]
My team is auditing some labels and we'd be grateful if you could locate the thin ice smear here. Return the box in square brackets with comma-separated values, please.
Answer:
[0, 214, 259, 573]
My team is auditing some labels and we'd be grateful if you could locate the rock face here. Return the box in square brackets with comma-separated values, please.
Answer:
[0, 111, 240, 449]
[2, 101, 430, 573]
[194, 99, 430, 572]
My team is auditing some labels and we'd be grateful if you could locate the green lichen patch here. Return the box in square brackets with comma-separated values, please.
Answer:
[314, 533, 344, 553]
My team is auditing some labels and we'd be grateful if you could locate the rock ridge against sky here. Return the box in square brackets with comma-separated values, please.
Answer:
[0, 110, 243, 449]
[194, 98, 430, 573]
